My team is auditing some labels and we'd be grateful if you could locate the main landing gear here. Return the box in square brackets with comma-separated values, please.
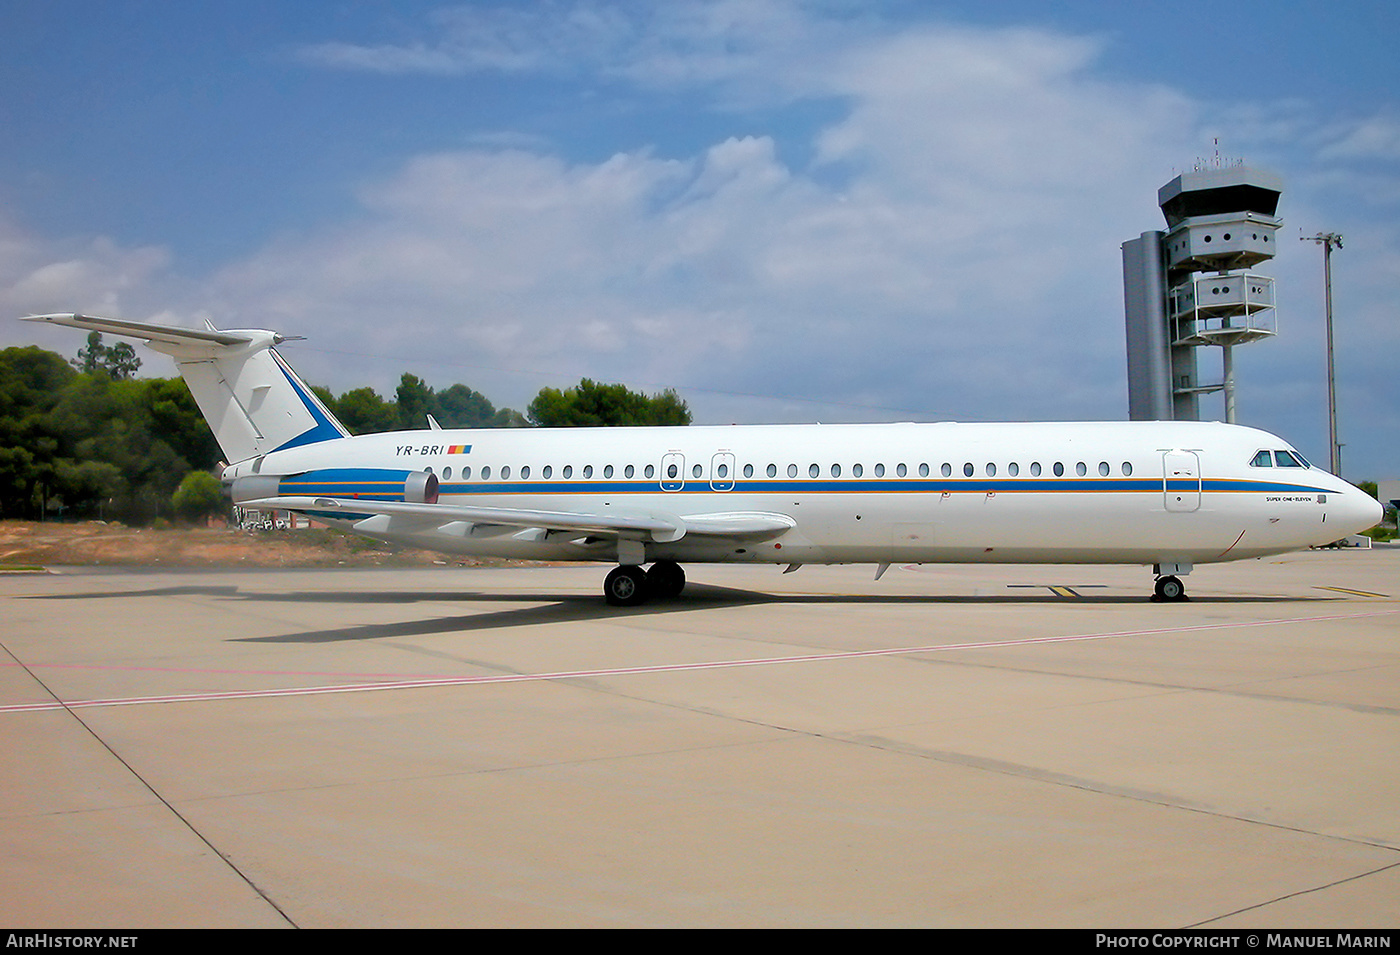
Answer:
[603, 560, 687, 606]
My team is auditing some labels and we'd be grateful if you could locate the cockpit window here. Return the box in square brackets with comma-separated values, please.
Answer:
[1274, 449, 1307, 468]
[1250, 450, 1273, 468]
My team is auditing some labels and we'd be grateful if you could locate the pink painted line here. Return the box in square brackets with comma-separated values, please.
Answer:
[3, 607, 1396, 715]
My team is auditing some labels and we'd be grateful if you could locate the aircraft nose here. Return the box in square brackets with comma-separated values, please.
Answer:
[1337, 484, 1383, 535]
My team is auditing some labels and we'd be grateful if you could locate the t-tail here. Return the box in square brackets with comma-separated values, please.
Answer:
[24, 313, 349, 464]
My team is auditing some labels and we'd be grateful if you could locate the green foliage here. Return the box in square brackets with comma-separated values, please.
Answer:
[172, 471, 226, 524]
[1, 346, 78, 518]
[527, 378, 691, 427]
[395, 373, 435, 430]
[3, 342, 684, 524]
[317, 375, 526, 434]
[320, 386, 398, 435]
[0, 345, 217, 522]
[72, 331, 141, 380]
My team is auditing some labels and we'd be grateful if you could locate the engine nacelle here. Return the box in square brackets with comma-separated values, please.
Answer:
[230, 469, 440, 505]
[228, 474, 281, 504]
[403, 470, 441, 504]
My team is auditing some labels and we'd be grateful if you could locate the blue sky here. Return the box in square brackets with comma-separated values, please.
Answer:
[3, 1, 1396, 479]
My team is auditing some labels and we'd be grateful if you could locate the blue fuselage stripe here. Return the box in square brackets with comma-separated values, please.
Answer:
[275, 467, 1331, 500]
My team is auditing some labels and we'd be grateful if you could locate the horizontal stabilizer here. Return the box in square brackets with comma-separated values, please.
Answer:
[25, 313, 255, 348]
[25, 312, 347, 464]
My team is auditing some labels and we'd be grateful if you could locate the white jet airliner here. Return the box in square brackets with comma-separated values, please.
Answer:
[26, 313, 1381, 605]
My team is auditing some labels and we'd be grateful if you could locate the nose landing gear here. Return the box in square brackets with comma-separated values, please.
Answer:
[1152, 575, 1188, 602]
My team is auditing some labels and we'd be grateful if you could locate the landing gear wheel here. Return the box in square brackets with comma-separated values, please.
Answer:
[604, 565, 649, 606]
[1153, 575, 1187, 602]
[646, 560, 686, 599]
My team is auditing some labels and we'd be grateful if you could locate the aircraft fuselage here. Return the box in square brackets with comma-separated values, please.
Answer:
[223, 419, 1375, 569]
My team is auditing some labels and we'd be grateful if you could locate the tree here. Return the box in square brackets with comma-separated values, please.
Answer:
[315, 379, 525, 434]
[527, 378, 691, 427]
[434, 383, 497, 428]
[330, 386, 398, 434]
[0, 346, 77, 518]
[395, 373, 435, 429]
[172, 471, 226, 524]
[72, 331, 141, 380]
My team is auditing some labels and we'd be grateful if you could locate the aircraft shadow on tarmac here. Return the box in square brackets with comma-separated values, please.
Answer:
[227, 583, 1324, 644]
[17, 581, 1330, 644]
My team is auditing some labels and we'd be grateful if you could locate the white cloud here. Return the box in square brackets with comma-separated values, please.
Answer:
[297, 1, 637, 77]
[0, 224, 171, 320]
[1318, 111, 1400, 162]
[8, 5, 1394, 475]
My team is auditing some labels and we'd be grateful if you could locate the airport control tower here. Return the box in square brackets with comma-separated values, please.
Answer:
[1123, 164, 1282, 422]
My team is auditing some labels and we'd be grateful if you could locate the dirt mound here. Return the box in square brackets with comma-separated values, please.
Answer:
[0, 520, 512, 569]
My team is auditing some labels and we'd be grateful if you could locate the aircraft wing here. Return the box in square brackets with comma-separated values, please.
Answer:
[246, 496, 795, 544]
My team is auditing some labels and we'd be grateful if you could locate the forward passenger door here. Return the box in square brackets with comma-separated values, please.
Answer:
[1163, 450, 1201, 512]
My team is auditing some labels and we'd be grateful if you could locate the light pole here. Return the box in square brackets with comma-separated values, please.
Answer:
[1302, 232, 1343, 475]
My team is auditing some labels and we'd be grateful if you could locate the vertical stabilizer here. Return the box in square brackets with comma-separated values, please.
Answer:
[24, 313, 349, 463]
